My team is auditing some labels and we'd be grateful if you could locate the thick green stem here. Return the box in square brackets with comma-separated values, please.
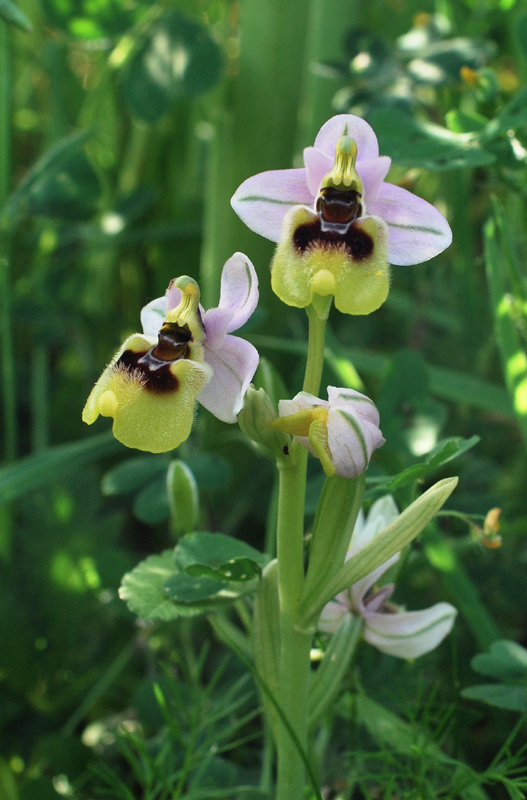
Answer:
[274, 302, 329, 799]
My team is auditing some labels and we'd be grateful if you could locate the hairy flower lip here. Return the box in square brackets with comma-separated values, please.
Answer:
[231, 113, 452, 266]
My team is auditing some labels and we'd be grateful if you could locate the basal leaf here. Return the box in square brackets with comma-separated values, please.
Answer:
[471, 640, 527, 681]
[461, 684, 527, 712]
[174, 532, 268, 578]
[119, 551, 198, 621]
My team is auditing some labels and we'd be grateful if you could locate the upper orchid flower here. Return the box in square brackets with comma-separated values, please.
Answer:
[231, 114, 452, 315]
[319, 496, 457, 658]
[82, 253, 259, 453]
[272, 386, 385, 478]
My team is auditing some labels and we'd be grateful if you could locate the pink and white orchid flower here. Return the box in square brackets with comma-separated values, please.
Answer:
[231, 114, 452, 266]
[273, 387, 385, 478]
[83, 253, 259, 453]
[319, 496, 457, 659]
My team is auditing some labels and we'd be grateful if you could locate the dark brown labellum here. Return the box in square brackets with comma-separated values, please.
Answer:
[153, 322, 192, 361]
[316, 187, 362, 227]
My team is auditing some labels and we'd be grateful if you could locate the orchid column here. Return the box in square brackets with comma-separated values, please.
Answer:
[232, 113, 453, 799]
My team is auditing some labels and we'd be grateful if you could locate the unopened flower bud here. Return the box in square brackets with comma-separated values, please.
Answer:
[167, 459, 199, 536]
[238, 386, 292, 461]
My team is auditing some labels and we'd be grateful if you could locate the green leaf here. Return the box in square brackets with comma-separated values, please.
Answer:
[309, 616, 362, 729]
[300, 477, 458, 628]
[471, 640, 527, 681]
[253, 561, 281, 740]
[41, 0, 149, 38]
[367, 436, 479, 495]
[101, 454, 169, 495]
[370, 108, 495, 170]
[119, 550, 200, 621]
[164, 571, 257, 606]
[122, 11, 223, 123]
[133, 478, 170, 525]
[0, 759, 18, 800]
[185, 452, 233, 491]
[461, 684, 527, 712]
[6, 130, 98, 223]
[0, 0, 32, 31]
[0, 432, 121, 504]
[174, 532, 269, 582]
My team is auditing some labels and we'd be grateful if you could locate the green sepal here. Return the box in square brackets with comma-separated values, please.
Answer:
[299, 477, 458, 629]
[238, 385, 291, 463]
[309, 615, 362, 730]
[304, 473, 365, 607]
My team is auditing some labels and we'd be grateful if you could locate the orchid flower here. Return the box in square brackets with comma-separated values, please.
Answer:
[231, 114, 452, 315]
[83, 253, 259, 453]
[319, 496, 457, 658]
[272, 386, 385, 478]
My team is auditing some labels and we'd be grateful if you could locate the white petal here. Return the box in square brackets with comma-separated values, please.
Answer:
[199, 334, 259, 423]
[318, 597, 353, 634]
[349, 495, 400, 554]
[363, 602, 457, 659]
[140, 296, 167, 337]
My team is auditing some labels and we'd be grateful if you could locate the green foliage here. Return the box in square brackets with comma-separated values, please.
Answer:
[463, 640, 527, 711]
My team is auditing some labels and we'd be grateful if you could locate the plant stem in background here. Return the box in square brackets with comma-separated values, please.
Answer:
[0, 21, 17, 461]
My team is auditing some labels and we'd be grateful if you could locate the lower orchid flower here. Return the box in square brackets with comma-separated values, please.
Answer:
[82, 253, 259, 453]
[318, 496, 457, 658]
[272, 386, 385, 478]
[231, 114, 452, 315]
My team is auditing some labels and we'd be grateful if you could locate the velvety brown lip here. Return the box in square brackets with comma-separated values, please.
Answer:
[293, 217, 374, 261]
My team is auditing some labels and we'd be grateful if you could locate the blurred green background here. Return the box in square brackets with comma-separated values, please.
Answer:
[1, 0, 527, 797]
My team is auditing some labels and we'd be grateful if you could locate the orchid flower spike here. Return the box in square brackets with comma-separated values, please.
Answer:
[83, 253, 259, 453]
[231, 114, 452, 315]
[272, 386, 385, 478]
[319, 496, 457, 658]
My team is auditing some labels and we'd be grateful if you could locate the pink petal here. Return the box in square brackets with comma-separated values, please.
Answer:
[363, 602, 457, 659]
[359, 156, 391, 208]
[368, 182, 452, 266]
[313, 114, 380, 161]
[303, 146, 333, 197]
[199, 334, 259, 423]
[204, 252, 258, 336]
[230, 168, 312, 242]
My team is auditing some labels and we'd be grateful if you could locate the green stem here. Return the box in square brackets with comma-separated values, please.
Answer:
[0, 22, 17, 461]
[274, 302, 329, 800]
